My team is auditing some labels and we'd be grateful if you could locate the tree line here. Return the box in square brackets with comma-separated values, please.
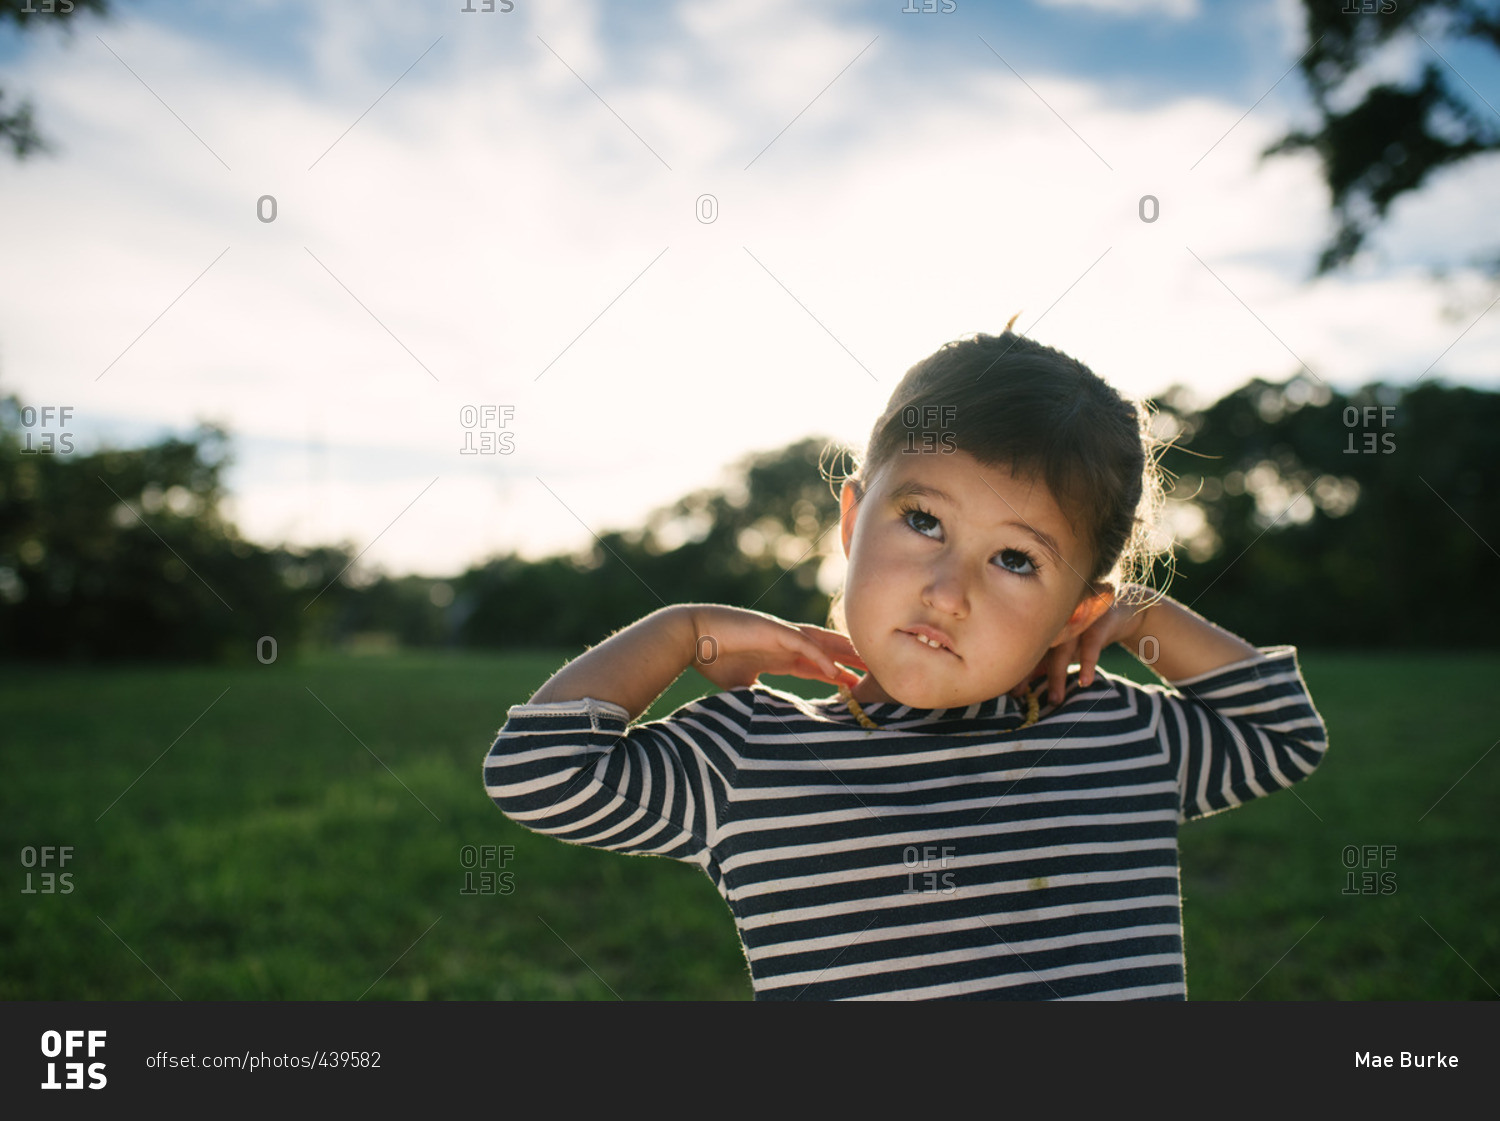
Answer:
[2, 371, 1495, 663]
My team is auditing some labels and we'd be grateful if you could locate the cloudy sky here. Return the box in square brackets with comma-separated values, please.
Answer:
[2, 0, 1497, 579]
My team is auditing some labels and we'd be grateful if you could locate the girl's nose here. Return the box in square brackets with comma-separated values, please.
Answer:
[922, 558, 969, 615]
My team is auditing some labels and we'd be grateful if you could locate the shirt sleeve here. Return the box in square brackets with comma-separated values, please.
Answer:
[1151, 645, 1330, 823]
[481, 688, 755, 864]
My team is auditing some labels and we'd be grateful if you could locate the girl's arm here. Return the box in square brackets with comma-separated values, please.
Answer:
[526, 604, 865, 723]
[485, 606, 859, 865]
[1118, 592, 1260, 683]
[526, 605, 699, 722]
[1033, 586, 1265, 704]
[1113, 592, 1328, 823]
[1074, 588, 1327, 822]
[486, 604, 728, 868]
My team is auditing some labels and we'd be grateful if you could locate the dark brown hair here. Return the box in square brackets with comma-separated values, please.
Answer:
[825, 321, 1170, 621]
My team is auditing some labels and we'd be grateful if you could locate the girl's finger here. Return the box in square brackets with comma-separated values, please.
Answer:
[1078, 638, 1102, 687]
[812, 636, 867, 670]
[1019, 657, 1042, 690]
[796, 639, 857, 686]
[811, 632, 867, 666]
[802, 624, 855, 644]
[790, 659, 822, 682]
[825, 646, 868, 669]
[809, 660, 860, 687]
[1016, 655, 1046, 699]
[1047, 645, 1071, 705]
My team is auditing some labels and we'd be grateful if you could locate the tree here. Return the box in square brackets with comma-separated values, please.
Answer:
[1147, 374, 1499, 648]
[1, 0, 113, 160]
[2, 394, 260, 659]
[1263, 0, 1500, 278]
[455, 437, 847, 651]
[0, 392, 391, 662]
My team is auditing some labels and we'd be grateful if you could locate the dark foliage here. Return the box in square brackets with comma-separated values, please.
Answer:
[4, 375, 1495, 662]
[1263, 1, 1500, 276]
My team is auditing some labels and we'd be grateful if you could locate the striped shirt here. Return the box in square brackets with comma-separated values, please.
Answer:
[483, 645, 1328, 1000]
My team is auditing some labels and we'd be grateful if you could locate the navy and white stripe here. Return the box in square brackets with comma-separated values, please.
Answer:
[483, 645, 1328, 1000]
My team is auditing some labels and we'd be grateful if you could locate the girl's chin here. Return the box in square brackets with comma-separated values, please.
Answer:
[853, 675, 954, 709]
[854, 668, 1016, 710]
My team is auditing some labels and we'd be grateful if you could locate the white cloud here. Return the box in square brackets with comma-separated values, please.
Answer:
[1, 0, 1494, 578]
[1032, 0, 1201, 18]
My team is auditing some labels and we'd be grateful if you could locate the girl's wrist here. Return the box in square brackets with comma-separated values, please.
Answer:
[1115, 587, 1160, 655]
[528, 605, 700, 717]
[673, 604, 708, 666]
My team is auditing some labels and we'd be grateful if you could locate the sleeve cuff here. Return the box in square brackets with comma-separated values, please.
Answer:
[503, 696, 631, 734]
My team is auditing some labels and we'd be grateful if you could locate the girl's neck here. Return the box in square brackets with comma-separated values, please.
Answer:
[849, 673, 897, 706]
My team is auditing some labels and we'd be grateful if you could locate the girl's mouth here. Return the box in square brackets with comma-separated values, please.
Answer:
[902, 629, 956, 656]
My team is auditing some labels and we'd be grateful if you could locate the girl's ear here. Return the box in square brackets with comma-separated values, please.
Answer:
[1061, 583, 1115, 641]
[839, 478, 863, 558]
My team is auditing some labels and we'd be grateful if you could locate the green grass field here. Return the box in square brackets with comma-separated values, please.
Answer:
[3, 648, 1496, 1000]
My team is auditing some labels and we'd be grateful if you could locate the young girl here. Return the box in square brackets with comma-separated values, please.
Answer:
[482, 323, 1329, 1000]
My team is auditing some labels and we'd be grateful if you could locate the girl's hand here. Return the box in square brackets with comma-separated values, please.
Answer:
[1012, 584, 1157, 707]
[686, 605, 867, 693]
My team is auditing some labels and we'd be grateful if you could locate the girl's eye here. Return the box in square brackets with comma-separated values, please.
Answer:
[902, 504, 941, 537]
[993, 549, 1039, 576]
[899, 501, 1041, 578]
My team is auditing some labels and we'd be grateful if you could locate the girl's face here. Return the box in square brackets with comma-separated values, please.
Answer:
[838, 449, 1112, 709]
